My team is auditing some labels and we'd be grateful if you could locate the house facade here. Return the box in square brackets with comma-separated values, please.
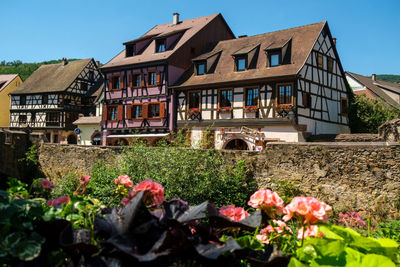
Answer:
[100, 13, 234, 146]
[346, 72, 400, 109]
[9, 58, 104, 144]
[0, 74, 23, 127]
[173, 22, 350, 150]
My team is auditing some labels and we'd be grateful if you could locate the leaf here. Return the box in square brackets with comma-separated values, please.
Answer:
[195, 237, 241, 260]
[360, 254, 395, 267]
[344, 247, 364, 266]
[162, 199, 189, 221]
[177, 201, 209, 223]
[288, 256, 309, 267]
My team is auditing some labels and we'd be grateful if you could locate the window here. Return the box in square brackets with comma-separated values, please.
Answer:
[81, 82, 88, 91]
[277, 84, 292, 105]
[20, 95, 26, 105]
[19, 115, 27, 124]
[317, 53, 323, 69]
[126, 44, 136, 57]
[340, 98, 348, 115]
[107, 106, 118, 121]
[132, 104, 143, 119]
[42, 95, 48, 105]
[46, 112, 60, 126]
[112, 76, 120, 90]
[197, 62, 206, 75]
[327, 57, 334, 73]
[245, 88, 259, 107]
[219, 89, 232, 108]
[156, 39, 166, 53]
[148, 72, 158, 86]
[148, 103, 160, 118]
[302, 92, 311, 108]
[270, 53, 280, 67]
[236, 57, 246, 71]
[132, 74, 142, 87]
[88, 70, 94, 80]
[188, 91, 201, 110]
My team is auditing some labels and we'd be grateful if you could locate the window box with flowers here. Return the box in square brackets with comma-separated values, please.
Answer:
[217, 106, 232, 113]
[244, 106, 258, 113]
[188, 107, 200, 116]
[275, 104, 294, 118]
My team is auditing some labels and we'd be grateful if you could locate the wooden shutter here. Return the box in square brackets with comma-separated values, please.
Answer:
[126, 105, 132, 119]
[156, 72, 161, 85]
[120, 75, 124, 89]
[117, 105, 123, 121]
[141, 74, 144, 87]
[129, 75, 133, 88]
[302, 92, 308, 108]
[108, 79, 112, 90]
[142, 104, 149, 119]
[160, 102, 166, 118]
[102, 105, 108, 121]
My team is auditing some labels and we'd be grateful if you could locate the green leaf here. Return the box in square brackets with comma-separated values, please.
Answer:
[344, 247, 364, 265]
[360, 254, 395, 267]
[288, 256, 309, 267]
[296, 243, 317, 264]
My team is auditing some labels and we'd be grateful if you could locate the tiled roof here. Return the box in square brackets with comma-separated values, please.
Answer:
[346, 72, 400, 108]
[0, 74, 19, 92]
[73, 116, 101, 125]
[102, 14, 224, 69]
[11, 58, 93, 95]
[173, 22, 326, 88]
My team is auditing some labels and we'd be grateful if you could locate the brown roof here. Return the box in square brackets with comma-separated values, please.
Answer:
[0, 74, 19, 92]
[11, 58, 93, 95]
[73, 116, 101, 125]
[173, 22, 326, 88]
[102, 14, 225, 69]
[346, 72, 400, 108]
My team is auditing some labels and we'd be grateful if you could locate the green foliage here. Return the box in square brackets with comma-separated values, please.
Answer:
[270, 179, 303, 203]
[372, 219, 400, 242]
[348, 94, 400, 133]
[50, 172, 80, 199]
[6, 177, 29, 199]
[376, 74, 400, 83]
[19, 145, 38, 166]
[290, 224, 400, 266]
[0, 59, 80, 81]
[0, 190, 45, 261]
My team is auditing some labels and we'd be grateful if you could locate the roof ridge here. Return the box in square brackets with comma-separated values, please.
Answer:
[149, 13, 220, 28]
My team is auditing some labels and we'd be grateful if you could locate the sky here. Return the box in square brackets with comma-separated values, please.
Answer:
[1, 0, 399, 76]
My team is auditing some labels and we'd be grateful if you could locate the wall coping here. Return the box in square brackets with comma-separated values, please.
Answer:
[266, 142, 400, 147]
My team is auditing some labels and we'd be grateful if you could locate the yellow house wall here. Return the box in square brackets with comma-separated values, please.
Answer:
[0, 76, 22, 127]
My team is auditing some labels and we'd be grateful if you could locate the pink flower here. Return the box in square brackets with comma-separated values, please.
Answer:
[256, 234, 269, 244]
[118, 175, 133, 188]
[46, 196, 70, 207]
[248, 189, 284, 217]
[261, 220, 292, 235]
[219, 205, 250, 222]
[283, 196, 331, 225]
[39, 179, 56, 190]
[121, 197, 130, 206]
[114, 179, 119, 185]
[74, 176, 91, 195]
[124, 179, 165, 208]
[338, 211, 366, 228]
[297, 225, 323, 239]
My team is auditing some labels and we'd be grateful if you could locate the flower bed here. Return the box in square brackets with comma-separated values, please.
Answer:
[1, 176, 399, 266]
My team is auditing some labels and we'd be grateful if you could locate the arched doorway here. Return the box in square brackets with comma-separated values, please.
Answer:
[91, 132, 101, 145]
[224, 139, 249, 150]
[67, 134, 77, 144]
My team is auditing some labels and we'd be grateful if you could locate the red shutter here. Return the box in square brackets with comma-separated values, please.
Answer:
[156, 72, 161, 85]
[129, 75, 133, 88]
[120, 75, 124, 89]
[108, 79, 112, 90]
[102, 105, 108, 121]
[117, 105, 123, 121]
[141, 74, 144, 87]
[126, 105, 132, 119]
[142, 104, 148, 119]
[160, 102, 166, 118]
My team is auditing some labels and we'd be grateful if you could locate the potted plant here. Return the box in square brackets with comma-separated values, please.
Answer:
[244, 105, 258, 113]
[188, 107, 200, 115]
[217, 106, 232, 113]
[275, 104, 293, 113]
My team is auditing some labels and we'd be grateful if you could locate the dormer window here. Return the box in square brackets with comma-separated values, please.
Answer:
[126, 44, 136, 57]
[196, 62, 206, 75]
[265, 38, 291, 68]
[236, 57, 247, 72]
[269, 53, 280, 67]
[156, 39, 166, 53]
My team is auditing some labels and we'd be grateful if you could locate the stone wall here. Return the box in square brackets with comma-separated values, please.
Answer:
[37, 142, 400, 221]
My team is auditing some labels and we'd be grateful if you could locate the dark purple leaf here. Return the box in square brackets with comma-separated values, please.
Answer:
[195, 237, 241, 260]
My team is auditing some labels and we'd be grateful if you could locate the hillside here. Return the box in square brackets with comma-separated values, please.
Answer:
[0, 59, 80, 81]
[376, 74, 400, 83]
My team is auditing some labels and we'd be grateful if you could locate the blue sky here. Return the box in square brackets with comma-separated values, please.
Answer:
[1, 0, 399, 76]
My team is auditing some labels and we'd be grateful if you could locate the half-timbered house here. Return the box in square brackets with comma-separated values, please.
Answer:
[173, 21, 350, 150]
[100, 13, 234, 146]
[9, 58, 104, 144]
[0, 74, 23, 127]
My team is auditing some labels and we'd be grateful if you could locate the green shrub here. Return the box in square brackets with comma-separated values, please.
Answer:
[50, 172, 80, 199]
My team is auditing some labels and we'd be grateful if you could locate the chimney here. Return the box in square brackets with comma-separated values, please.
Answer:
[372, 74, 376, 81]
[62, 57, 68, 66]
[173, 13, 180, 25]
[96, 61, 100, 67]
[332, 38, 337, 45]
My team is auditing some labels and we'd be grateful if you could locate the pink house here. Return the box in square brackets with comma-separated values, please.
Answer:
[101, 13, 234, 145]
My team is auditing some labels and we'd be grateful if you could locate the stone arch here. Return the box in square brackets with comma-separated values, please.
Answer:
[222, 138, 249, 150]
[67, 134, 77, 144]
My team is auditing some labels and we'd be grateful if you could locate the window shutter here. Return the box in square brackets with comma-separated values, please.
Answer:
[160, 102, 166, 118]
[120, 76, 124, 89]
[141, 74, 144, 87]
[126, 105, 132, 119]
[117, 105, 123, 121]
[302, 92, 308, 108]
[129, 75, 133, 88]
[102, 105, 108, 121]
[142, 104, 149, 119]
[108, 79, 112, 90]
[156, 72, 161, 85]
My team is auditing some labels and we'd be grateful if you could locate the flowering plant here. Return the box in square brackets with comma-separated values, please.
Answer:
[219, 204, 250, 222]
[121, 179, 165, 208]
[244, 105, 258, 112]
[275, 104, 292, 112]
[338, 211, 366, 229]
[248, 189, 284, 218]
[217, 106, 232, 112]
[73, 175, 90, 196]
[189, 107, 200, 112]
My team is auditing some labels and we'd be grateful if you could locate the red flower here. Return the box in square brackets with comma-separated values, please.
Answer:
[123, 179, 165, 208]
[116, 175, 133, 188]
[46, 196, 70, 207]
[39, 179, 56, 190]
[248, 189, 284, 217]
[283, 196, 332, 225]
[74, 175, 91, 195]
[219, 205, 250, 222]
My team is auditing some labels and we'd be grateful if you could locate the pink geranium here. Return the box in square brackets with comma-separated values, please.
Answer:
[46, 196, 70, 207]
[338, 211, 366, 229]
[123, 179, 165, 208]
[248, 189, 284, 217]
[219, 205, 250, 222]
[39, 179, 56, 190]
[73, 175, 91, 195]
[297, 225, 323, 239]
[116, 175, 133, 188]
[256, 234, 269, 244]
[261, 220, 292, 235]
[283, 196, 332, 225]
